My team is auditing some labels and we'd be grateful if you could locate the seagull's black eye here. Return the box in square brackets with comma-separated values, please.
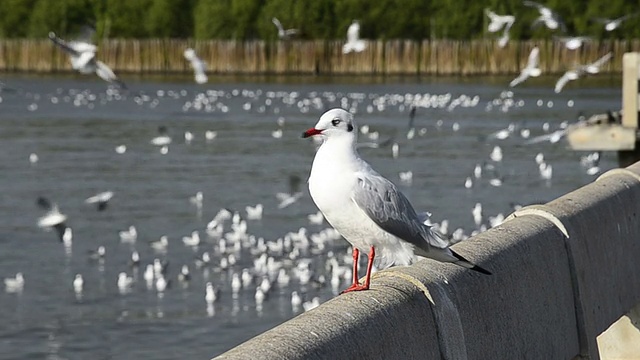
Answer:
[331, 119, 341, 126]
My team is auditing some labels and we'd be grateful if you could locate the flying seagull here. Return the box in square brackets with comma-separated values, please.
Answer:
[48, 30, 126, 89]
[342, 20, 366, 54]
[592, 13, 639, 32]
[183, 48, 208, 84]
[523, 1, 566, 32]
[509, 46, 541, 87]
[272, 17, 299, 40]
[304, 108, 490, 293]
[36, 196, 70, 242]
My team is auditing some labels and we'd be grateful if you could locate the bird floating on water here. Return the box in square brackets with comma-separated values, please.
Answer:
[304, 108, 490, 293]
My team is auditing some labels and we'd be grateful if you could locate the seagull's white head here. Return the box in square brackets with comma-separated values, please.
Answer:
[302, 108, 356, 140]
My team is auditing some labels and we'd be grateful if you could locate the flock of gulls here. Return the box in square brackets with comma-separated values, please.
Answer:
[1, 6, 619, 331]
[485, 1, 629, 93]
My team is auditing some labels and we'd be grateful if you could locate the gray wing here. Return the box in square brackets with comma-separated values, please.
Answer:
[48, 32, 80, 57]
[351, 170, 450, 251]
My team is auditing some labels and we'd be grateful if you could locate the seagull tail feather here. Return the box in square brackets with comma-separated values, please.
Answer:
[450, 250, 492, 275]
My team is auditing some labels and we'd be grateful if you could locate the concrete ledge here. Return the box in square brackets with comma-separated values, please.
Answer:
[214, 162, 640, 359]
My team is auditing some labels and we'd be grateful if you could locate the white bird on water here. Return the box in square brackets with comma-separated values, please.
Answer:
[509, 47, 541, 87]
[4, 272, 24, 293]
[304, 109, 490, 293]
[184, 48, 208, 84]
[342, 20, 366, 54]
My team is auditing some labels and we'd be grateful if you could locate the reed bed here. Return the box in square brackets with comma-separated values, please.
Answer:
[0, 38, 636, 76]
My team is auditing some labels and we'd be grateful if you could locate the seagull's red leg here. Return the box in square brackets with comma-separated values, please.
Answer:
[350, 247, 359, 286]
[341, 246, 375, 293]
[362, 246, 375, 289]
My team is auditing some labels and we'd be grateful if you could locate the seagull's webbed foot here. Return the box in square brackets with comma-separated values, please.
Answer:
[340, 246, 375, 294]
[341, 283, 369, 293]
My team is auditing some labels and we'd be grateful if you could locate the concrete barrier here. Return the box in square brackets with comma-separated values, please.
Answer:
[214, 162, 640, 360]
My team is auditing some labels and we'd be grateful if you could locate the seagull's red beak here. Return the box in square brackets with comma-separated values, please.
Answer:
[302, 128, 323, 138]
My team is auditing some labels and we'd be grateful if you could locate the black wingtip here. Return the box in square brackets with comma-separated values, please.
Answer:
[451, 250, 492, 275]
[471, 264, 492, 275]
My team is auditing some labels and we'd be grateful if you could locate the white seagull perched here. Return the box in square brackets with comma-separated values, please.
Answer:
[342, 20, 366, 54]
[303, 109, 490, 293]
[85, 191, 114, 211]
[183, 48, 208, 84]
[510, 46, 541, 87]
[48, 30, 126, 89]
[592, 14, 639, 32]
[523, 1, 566, 31]
[272, 17, 299, 40]
[485, 8, 515, 33]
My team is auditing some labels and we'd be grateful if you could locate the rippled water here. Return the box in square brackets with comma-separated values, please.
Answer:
[0, 74, 620, 359]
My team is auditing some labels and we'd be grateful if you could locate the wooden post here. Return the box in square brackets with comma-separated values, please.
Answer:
[619, 53, 640, 167]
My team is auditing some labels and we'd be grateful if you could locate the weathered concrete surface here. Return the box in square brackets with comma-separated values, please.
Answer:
[214, 162, 640, 360]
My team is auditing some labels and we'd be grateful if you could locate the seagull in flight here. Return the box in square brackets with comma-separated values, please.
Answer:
[272, 17, 299, 40]
[36, 196, 69, 242]
[554, 53, 613, 93]
[554, 35, 592, 50]
[48, 29, 126, 89]
[85, 191, 114, 211]
[523, 1, 566, 32]
[582, 52, 613, 74]
[183, 48, 208, 84]
[304, 108, 490, 293]
[342, 20, 366, 54]
[509, 46, 541, 87]
[485, 8, 515, 33]
[592, 13, 639, 32]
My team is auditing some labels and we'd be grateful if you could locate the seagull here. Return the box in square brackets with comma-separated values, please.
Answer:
[554, 35, 592, 50]
[554, 67, 585, 93]
[4, 272, 24, 293]
[485, 8, 515, 33]
[592, 13, 639, 32]
[272, 17, 299, 40]
[245, 204, 263, 220]
[183, 48, 208, 84]
[85, 191, 114, 211]
[276, 174, 303, 209]
[304, 109, 490, 293]
[48, 30, 126, 89]
[119, 225, 137, 243]
[150, 236, 169, 252]
[523, 1, 566, 31]
[73, 274, 84, 294]
[36, 196, 69, 242]
[509, 47, 541, 87]
[151, 126, 172, 146]
[582, 52, 613, 74]
[342, 20, 366, 54]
